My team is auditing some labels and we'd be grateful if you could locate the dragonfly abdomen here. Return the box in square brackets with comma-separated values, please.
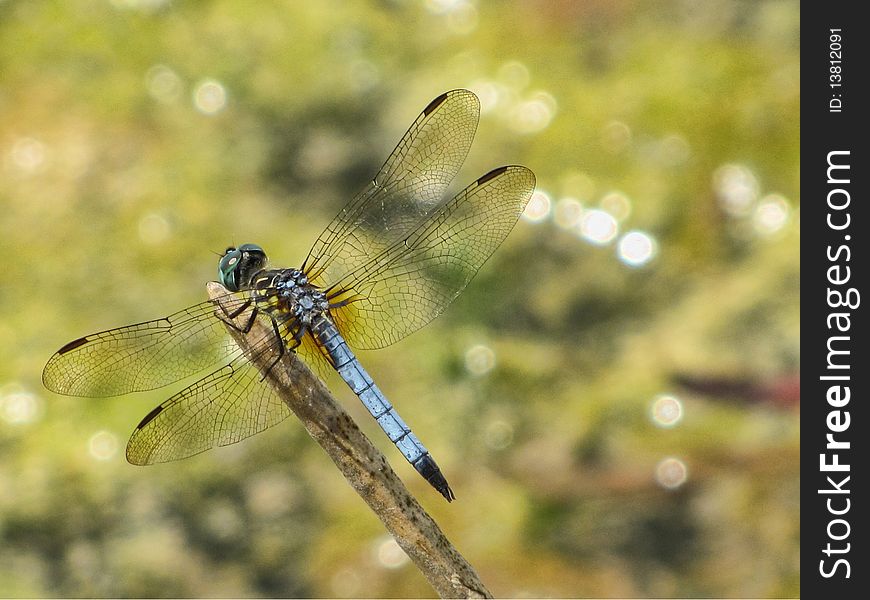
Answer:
[310, 316, 455, 501]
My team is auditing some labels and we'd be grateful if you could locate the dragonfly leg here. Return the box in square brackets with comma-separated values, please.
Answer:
[259, 315, 290, 381]
[290, 323, 306, 348]
[213, 297, 259, 333]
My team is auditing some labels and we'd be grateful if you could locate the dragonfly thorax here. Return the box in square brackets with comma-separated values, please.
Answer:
[252, 268, 330, 327]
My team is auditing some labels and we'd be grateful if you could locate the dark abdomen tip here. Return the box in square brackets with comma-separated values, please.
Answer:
[414, 454, 455, 502]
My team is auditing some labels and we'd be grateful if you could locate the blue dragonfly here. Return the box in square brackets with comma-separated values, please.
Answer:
[43, 89, 535, 501]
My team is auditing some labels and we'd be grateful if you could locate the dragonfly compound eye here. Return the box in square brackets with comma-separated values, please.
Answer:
[218, 248, 244, 291]
[218, 244, 268, 291]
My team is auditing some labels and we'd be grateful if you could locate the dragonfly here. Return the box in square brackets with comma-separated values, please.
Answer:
[43, 89, 535, 502]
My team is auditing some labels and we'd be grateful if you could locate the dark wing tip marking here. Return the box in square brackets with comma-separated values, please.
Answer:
[422, 91, 450, 116]
[57, 336, 90, 355]
[136, 404, 165, 429]
[476, 165, 510, 186]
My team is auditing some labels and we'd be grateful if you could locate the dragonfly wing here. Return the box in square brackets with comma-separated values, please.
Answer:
[125, 300, 300, 464]
[292, 327, 335, 380]
[125, 353, 292, 464]
[303, 89, 480, 287]
[328, 165, 535, 349]
[43, 292, 254, 397]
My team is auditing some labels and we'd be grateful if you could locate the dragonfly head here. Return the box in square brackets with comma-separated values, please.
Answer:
[219, 243, 267, 291]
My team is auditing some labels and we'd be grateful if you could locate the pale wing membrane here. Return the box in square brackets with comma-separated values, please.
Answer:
[303, 89, 480, 288]
[126, 356, 290, 464]
[126, 303, 297, 464]
[329, 166, 535, 349]
[43, 293, 256, 397]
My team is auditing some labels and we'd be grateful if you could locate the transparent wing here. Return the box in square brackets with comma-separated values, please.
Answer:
[125, 351, 292, 465]
[42, 293, 260, 397]
[302, 89, 480, 287]
[327, 165, 535, 349]
[45, 285, 303, 464]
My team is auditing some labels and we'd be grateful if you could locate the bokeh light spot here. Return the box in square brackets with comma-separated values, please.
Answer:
[446, 1, 478, 34]
[347, 59, 380, 92]
[330, 568, 362, 597]
[600, 191, 632, 221]
[553, 197, 583, 230]
[649, 394, 683, 428]
[508, 97, 554, 134]
[146, 65, 182, 104]
[469, 79, 502, 114]
[425, 0, 463, 14]
[498, 61, 530, 90]
[88, 430, 119, 461]
[602, 121, 632, 154]
[753, 194, 791, 235]
[204, 501, 244, 541]
[465, 344, 496, 376]
[193, 79, 227, 115]
[714, 163, 759, 217]
[1, 384, 42, 424]
[374, 536, 409, 569]
[484, 420, 514, 450]
[138, 213, 171, 244]
[11, 137, 47, 174]
[522, 190, 552, 223]
[579, 209, 618, 245]
[659, 134, 691, 166]
[655, 457, 688, 490]
[559, 171, 595, 201]
[618, 230, 657, 267]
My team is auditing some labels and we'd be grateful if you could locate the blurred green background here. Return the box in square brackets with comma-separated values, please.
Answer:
[1, 0, 799, 597]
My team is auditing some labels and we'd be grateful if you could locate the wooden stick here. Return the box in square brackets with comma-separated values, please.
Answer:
[208, 282, 491, 599]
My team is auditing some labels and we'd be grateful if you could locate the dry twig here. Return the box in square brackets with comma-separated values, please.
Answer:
[208, 282, 491, 598]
